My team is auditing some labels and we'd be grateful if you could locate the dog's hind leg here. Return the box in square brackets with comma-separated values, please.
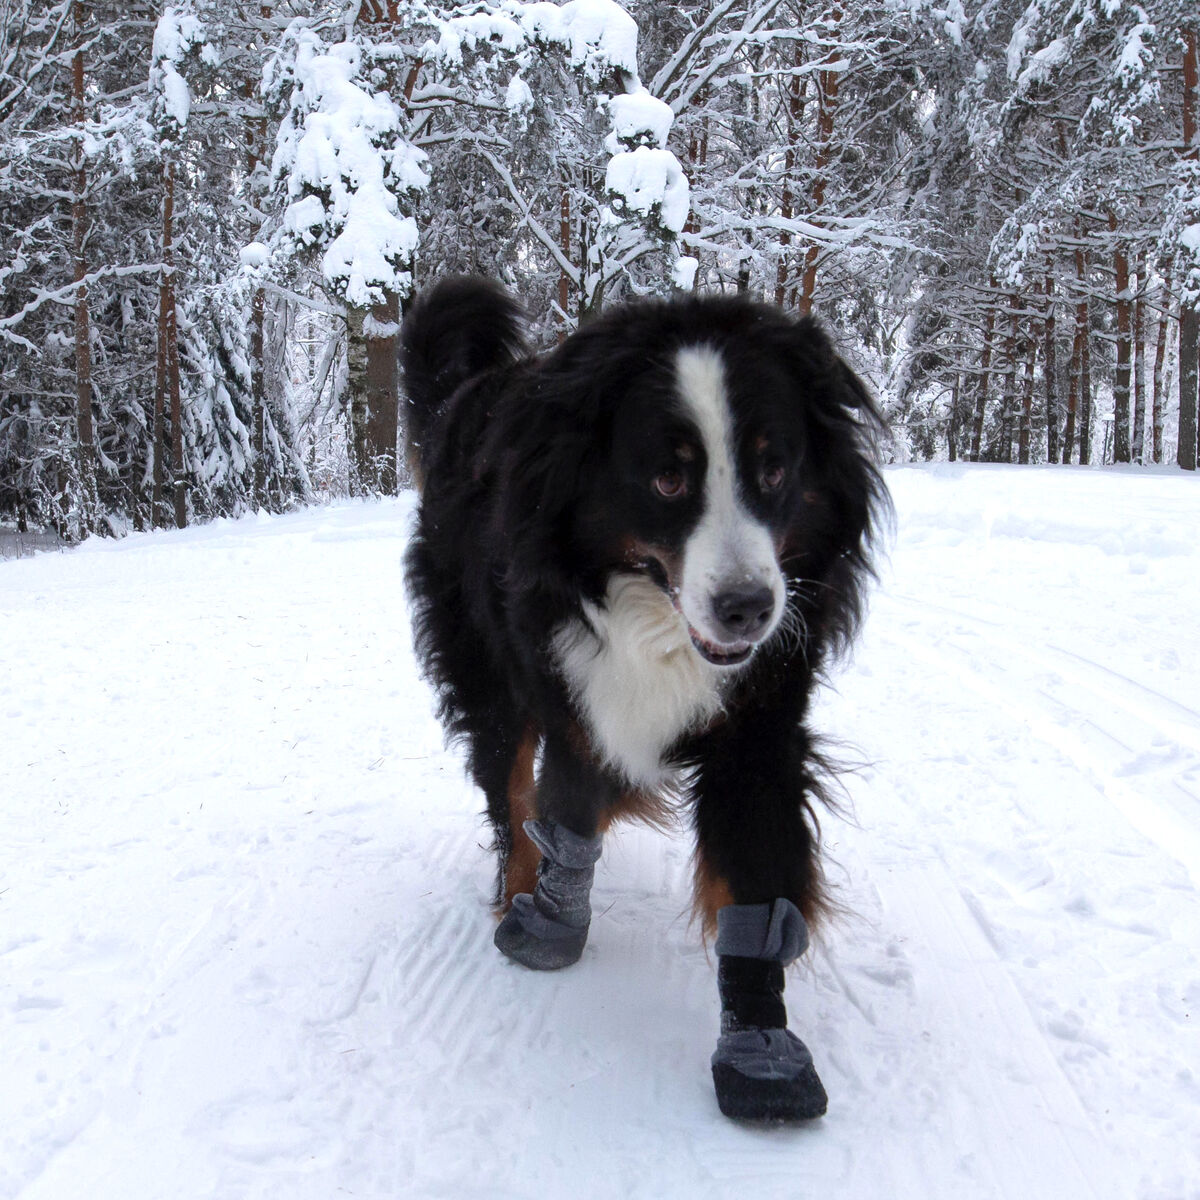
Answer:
[498, 727, 541, 910]
[458, 708, 536, 909]
[492, 724, 617, 971]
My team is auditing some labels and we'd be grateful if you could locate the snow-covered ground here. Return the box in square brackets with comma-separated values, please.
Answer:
[3, 465, 1198, 1200]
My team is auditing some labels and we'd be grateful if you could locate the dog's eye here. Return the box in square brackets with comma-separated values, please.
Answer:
[653, 469, 688, 499]
[760, 462, 786, 492]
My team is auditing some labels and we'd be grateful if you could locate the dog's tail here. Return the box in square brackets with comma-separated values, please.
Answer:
[401, 277, 530, 490]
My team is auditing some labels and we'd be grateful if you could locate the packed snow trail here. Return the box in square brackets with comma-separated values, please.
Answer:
[2, 466, 1198, 1200]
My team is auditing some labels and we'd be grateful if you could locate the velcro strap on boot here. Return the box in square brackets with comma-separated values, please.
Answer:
[523, 819, 602, 930]
[718, 957, 787, 1031]
[713, 898, 809, 964]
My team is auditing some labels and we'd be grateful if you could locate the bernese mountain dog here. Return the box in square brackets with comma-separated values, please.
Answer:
[402, 277, 886, 1121]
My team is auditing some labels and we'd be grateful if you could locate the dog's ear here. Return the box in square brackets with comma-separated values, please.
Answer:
[782, 316, 888, 453]
[494, 378, 597, 607]
[780, 313, 891, 652]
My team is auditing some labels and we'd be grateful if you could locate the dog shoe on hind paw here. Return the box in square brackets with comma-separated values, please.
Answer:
[711, 1027, 828, 1121]
[493, 892, 589, 970]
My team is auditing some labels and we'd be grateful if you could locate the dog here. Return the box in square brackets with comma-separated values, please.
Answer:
[401, 277, 886, 1121]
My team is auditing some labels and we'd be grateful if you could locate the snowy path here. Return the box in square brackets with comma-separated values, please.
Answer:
[3, 466, 1199, 1199]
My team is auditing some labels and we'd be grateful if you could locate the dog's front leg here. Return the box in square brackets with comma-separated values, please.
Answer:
[493, 726, 617, 971]
[692, 720, 829, 1121]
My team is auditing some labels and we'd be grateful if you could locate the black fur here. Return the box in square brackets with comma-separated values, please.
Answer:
[402, 276, 887, 924]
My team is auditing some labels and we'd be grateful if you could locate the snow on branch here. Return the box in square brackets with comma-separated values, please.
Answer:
[427, 0, 639, 83]
[603, 146, 689, 234]
[0, 263, 165, 349]
[149, 4, 217, 139]
[270, 29, 431, 308]
[427, 0, 691, 295]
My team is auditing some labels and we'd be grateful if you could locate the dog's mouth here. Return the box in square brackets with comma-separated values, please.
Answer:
[686, 629, 755, 667]
[625, 555, 761, 669]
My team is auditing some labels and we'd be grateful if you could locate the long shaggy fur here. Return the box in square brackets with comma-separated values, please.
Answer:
[402, 276, 887, 927]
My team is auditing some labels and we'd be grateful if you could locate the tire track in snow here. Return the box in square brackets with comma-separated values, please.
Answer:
[873, 860, 1129, 1200]
[877, 597, 1200, 887]
[888, 592, 1200, 752]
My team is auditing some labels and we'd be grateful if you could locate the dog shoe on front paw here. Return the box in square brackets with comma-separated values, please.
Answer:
[711, 1027, 828, 1121]
[493, 892, 589, 970]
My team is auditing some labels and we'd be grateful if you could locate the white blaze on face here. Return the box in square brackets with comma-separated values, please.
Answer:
[674, 345, 785, 649]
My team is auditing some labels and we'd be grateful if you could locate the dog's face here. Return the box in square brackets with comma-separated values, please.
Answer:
[501, 298, 880, 671]
[601, 343, 791, 667]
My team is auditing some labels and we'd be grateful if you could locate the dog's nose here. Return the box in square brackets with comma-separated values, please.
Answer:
[712, 585, 775, 643]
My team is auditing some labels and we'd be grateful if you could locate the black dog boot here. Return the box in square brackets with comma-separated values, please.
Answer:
[711, 898, 828, 1121]
[494, 819, 602, 970]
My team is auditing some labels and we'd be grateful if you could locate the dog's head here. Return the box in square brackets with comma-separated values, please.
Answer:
[496, 295, 886, 667]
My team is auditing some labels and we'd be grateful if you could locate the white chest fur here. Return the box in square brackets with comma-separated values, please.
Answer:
[551, 574, 726, 788]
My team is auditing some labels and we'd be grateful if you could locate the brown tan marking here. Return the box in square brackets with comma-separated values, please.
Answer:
[500, 727, 541, 912]
[692, 851, 736, 942]
[693, 847, 830, 941]
[597, 786, 675, 835]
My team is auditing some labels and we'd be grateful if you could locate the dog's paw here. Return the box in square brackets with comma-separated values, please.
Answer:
[711, 1028, 828, 1121]
[493, 894, 588, 970]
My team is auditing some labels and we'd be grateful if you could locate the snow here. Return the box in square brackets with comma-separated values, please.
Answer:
[606, 90, 674, 149]
[238, 242, 269, 270]
[672, 254, 699, 290]
[3, 465, 1199, 1199]
[273, 32, 430, 307]
[150, 6, 213, 131]
[505, 71, 534, 112]
[547, 0, 639, 80]
[1014, 36, 1069, 93]
[1117, 20, 1155, 86]
[605, 145, 690, 234]
[428, 0, 688, 254]
[432, 0, 638, 81]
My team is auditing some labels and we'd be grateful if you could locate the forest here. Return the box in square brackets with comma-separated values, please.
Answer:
[1, 0, 1198, 541]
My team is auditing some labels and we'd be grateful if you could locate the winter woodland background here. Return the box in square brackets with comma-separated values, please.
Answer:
[2, 0, 1199, 542]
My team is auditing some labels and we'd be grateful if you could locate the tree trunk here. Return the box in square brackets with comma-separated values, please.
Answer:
[71, 1, 96, 535]
[798, 21, 841, 317]
[948, 371, 963, 461]
[169, 251, 185, 529]
[775, 46, 803, 307]
[1179, 28, 1199, 470]
[346, 305, 370, 495]
[1111, 215, 1132, 463]
[1079, 303, 1093, 465]
[1043, 273, 1058, 464]
[1182, 307, 1200, 471]
[245, 54, 269, 508]
[1017, 332, 1036, 466]
[1132, 257, 1146, 464]
[365, 291, 400, 494]
[969, 287, 998, 462]
[251, 286, 267, 506]
[995, 295, 1019, 463]
[558, 183, 571, 340]
[152, 158, 175, 528]
[1064, 317, 1080, 465]
[1152, 272, 1170, 464]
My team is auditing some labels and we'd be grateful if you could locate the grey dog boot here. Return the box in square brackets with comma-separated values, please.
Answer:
[710, 898, 828, 1121]
[493, 819, 602, 970]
